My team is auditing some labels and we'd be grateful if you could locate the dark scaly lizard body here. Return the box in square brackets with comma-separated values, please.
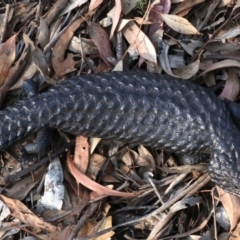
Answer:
[1, 72, 240, 195]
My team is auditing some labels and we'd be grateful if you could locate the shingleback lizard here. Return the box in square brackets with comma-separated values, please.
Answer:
[1, 72, 240, 196]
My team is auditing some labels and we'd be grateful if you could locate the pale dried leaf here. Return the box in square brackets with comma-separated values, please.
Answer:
[134, 17, 152, 25]
[74, 136, 89, 173]
[0, 200, 10, 221]
[117, 19, 132, 31]
[90, 137, 101, 154]
[89, 0, 103, 11]
[123, 22, 157, 63]
[161, 14, 201, 35]
[136, 145, 155, 171]
[110, 0, 122, 39]
[99, 17, 112, 27]
[178, 40, 204, 56]
[87, 154, 106, 180]
[113, 60, 123, 71]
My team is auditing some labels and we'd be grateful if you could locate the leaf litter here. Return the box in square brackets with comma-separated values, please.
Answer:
[0, 0, 240, 239]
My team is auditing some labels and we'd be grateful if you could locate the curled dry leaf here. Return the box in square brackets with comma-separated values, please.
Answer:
[67, 151, 137, 198]
[161, 14, 201, 35]
[199, 59, 240, 76]
[159, 40, 199, 79]
[219, 70, 240, 101]
[172, 60, 200, 79]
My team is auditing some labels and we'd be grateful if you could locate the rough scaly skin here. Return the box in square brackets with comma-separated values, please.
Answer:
[1, 72, 240, 195]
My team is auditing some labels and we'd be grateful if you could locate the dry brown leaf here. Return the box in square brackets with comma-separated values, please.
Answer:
[161, 14, 201, 35]
[74, 136, 89, 173]
[0, 194, 57, 232]
[199, 59, 240, 76]
[205, 41, 240, 53]
[92, 216, 114, 240]
[219, 70, 240, 101]
[123, 22, 157, 63]
[216, 187, 240, 230]
[58, 225, 73, 240]
[6, 165, 46, 201]
[88, 22, 114, 68]
[110, 0, 122, 39]
[178, 40, 204, 56]
[0, 34, 17, 86]
[44, 0, 68, 26]
[171, 0, 205, 15]
[89, 0, 103, 11]
[67, 151, 136, 198]
[159, 39, 199, 79]
[87, 154, 106, 180]
[52, 11, 94, 76]
[136, 145, 155, 171]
